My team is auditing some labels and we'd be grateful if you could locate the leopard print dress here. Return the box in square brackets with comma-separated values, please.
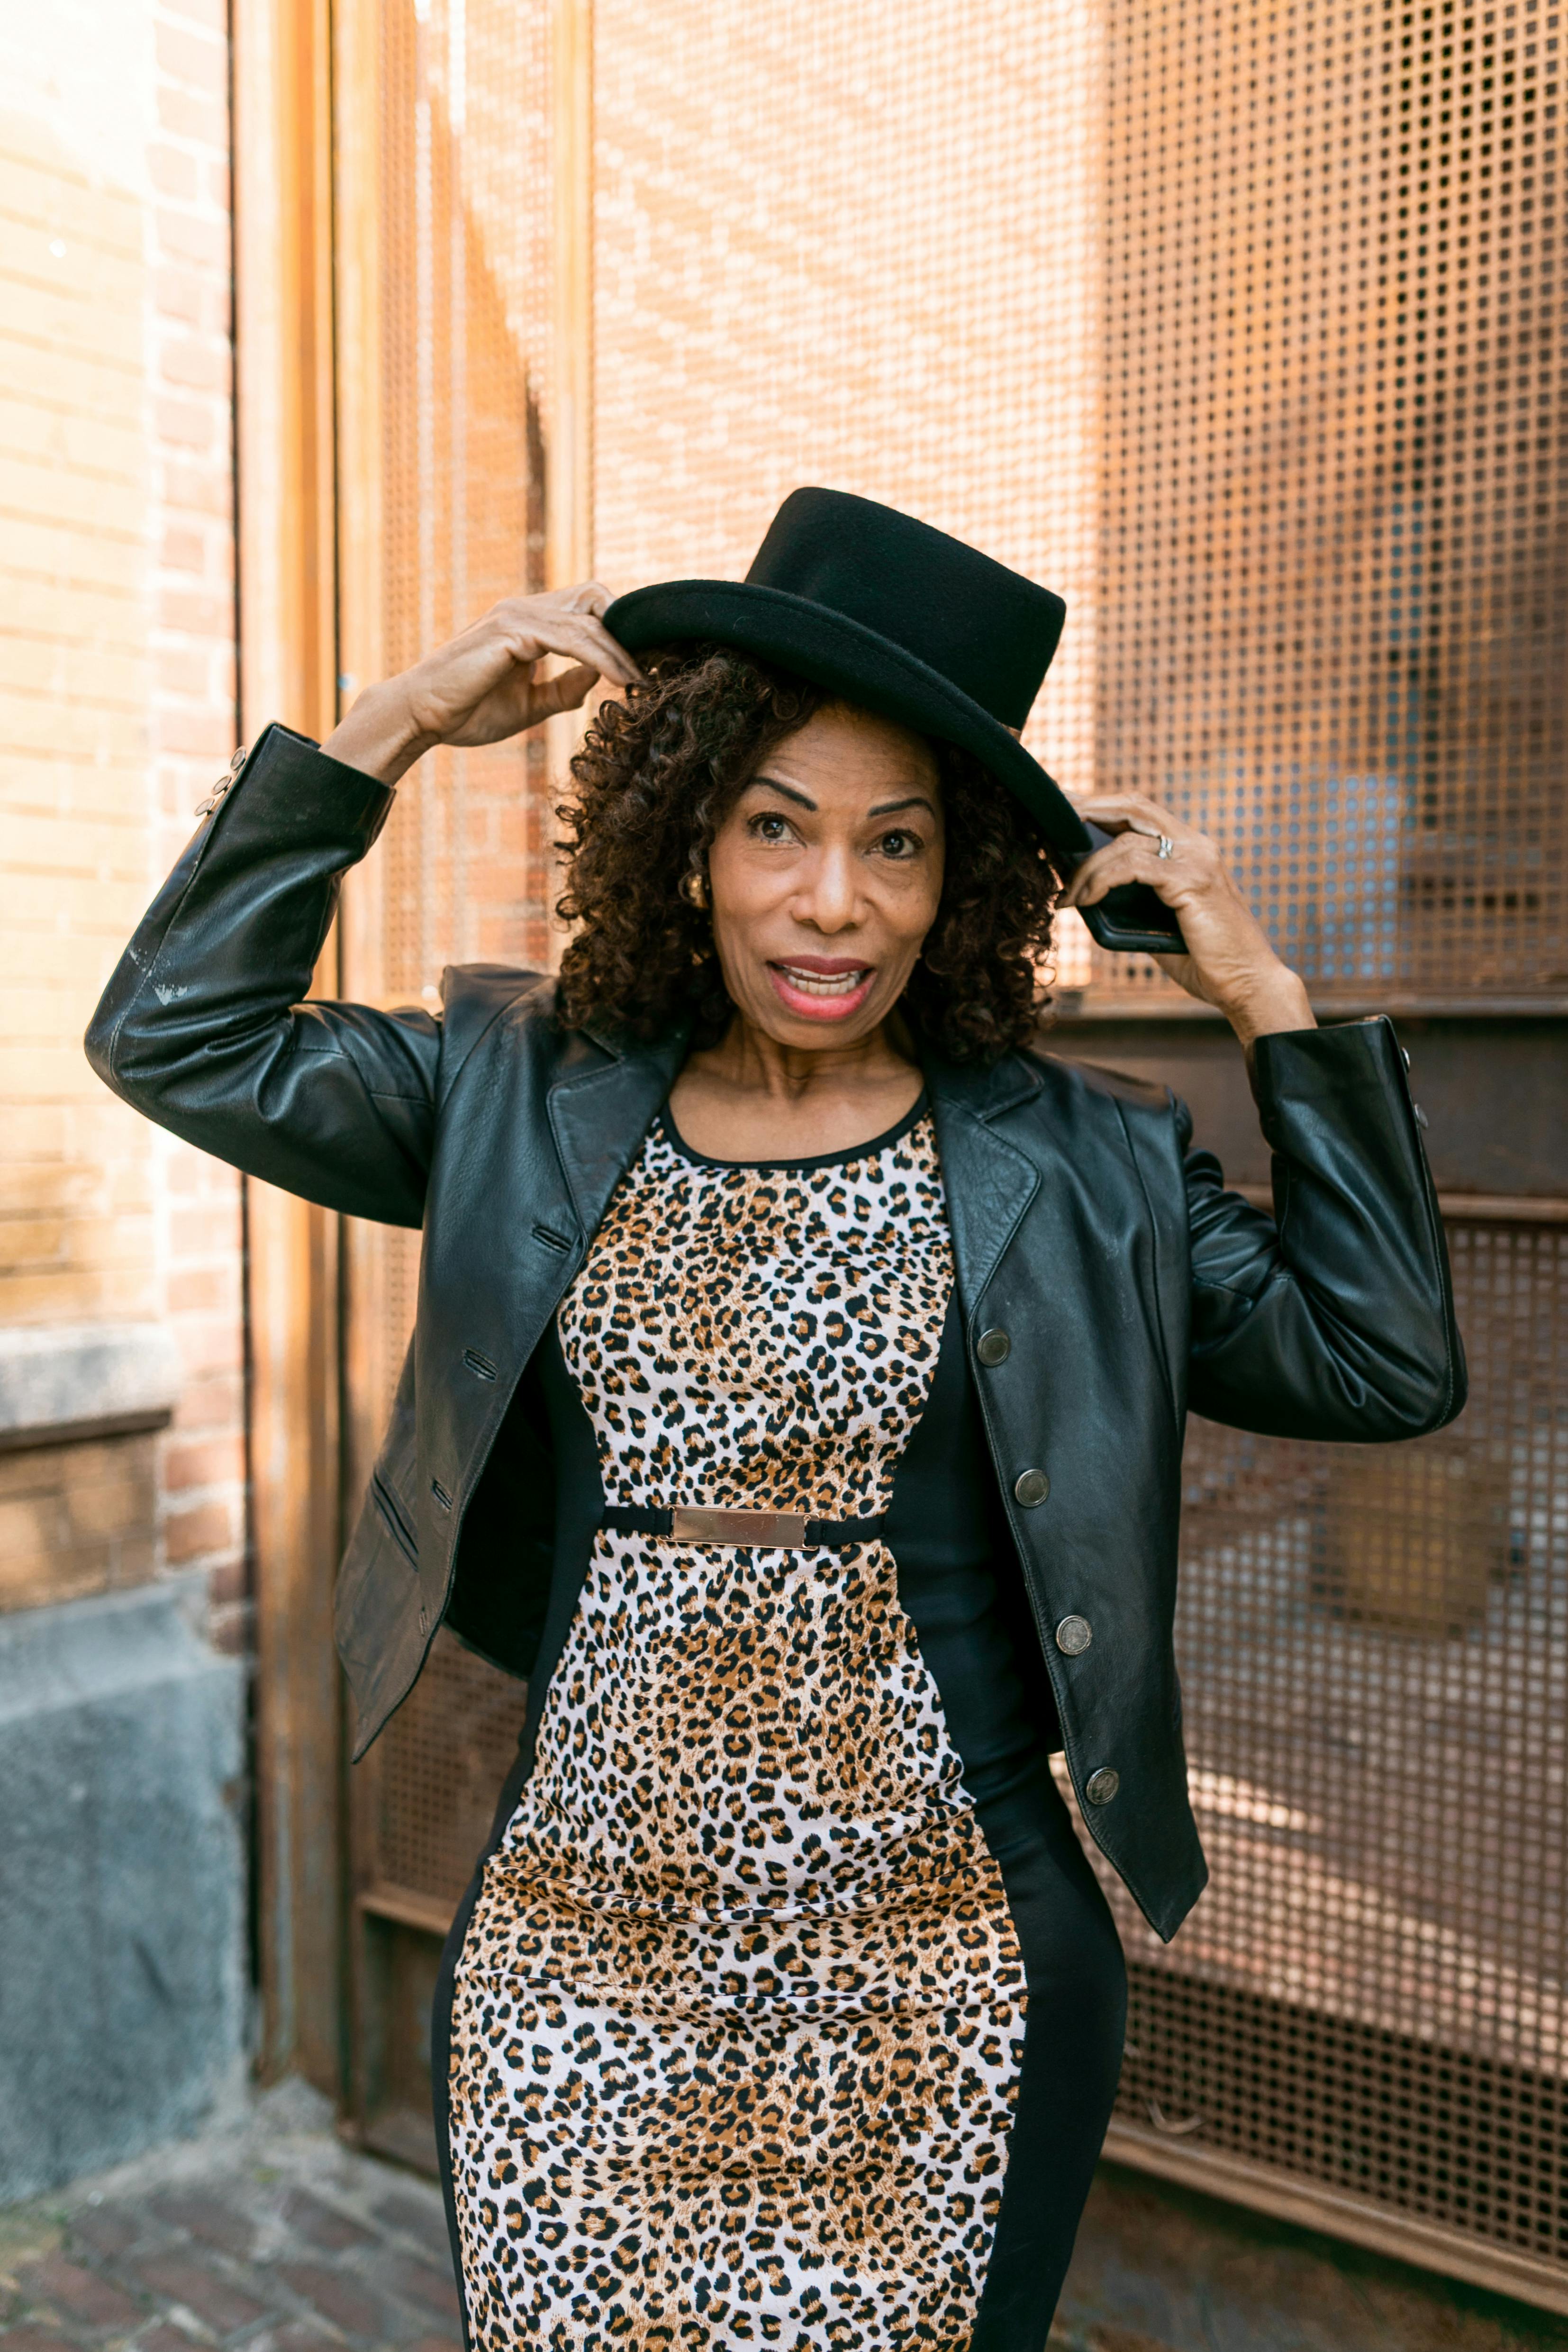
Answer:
[447, 1105, 1031, 2349]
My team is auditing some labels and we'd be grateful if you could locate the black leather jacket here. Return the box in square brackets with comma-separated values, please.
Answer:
[86, 723, 1465, 1941]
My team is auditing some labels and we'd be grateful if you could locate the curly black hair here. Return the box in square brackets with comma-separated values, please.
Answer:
[554, 643, 1063, 1063]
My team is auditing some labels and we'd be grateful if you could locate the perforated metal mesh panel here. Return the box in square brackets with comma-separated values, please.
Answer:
[592, 0, 1109, 992]
[370, 1626, 527, 1911]
[1088, 0, 1566, 1004]
[1090, 1216, 1568, 2269]
[365, 0, 557, 1419]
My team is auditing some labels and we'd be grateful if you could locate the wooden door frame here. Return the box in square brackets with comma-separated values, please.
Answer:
[233, 0, 345, 2095]
[234, 0, 598, 2103]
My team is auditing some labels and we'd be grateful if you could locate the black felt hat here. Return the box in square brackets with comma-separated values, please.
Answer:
[604, 487, 1090, 856]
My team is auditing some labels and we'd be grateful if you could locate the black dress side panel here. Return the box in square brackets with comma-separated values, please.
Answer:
[888, 1299, 1127, 2349]
[883, 1294, 1062, 1787]
[431, 1321, 603, 2346]
[963, 1763, 1127, 2350]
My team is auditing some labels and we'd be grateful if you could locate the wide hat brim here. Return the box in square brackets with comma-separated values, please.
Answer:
[603, 579, 1092, 859]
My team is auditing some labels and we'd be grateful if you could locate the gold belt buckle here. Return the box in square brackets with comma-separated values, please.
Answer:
[671, 1505, 812, 1545]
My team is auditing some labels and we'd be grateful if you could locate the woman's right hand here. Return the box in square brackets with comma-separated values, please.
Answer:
[322, 583, 645, 785]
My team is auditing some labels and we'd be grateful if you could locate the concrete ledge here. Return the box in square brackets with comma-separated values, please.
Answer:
[0, 1323, 182, 1453]
[0, 1584, 246, 2203]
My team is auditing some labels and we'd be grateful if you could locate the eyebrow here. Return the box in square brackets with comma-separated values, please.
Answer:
[748, 774, 816, 811]
[748, 775, 936, 820]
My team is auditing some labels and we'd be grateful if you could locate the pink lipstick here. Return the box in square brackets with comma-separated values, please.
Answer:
[766, 955, 877, 1023]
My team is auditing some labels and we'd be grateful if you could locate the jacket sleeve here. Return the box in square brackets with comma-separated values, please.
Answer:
[85, 723, 438, 1229]
[1183, 1017, 1467, 1441]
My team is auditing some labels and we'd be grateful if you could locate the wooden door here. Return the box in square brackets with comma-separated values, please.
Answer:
[329, 0, 587, 2165]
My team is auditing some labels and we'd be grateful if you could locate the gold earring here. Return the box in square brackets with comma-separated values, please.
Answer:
[680, 868, 709, 911]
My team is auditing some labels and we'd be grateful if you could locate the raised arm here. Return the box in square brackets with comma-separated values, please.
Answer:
[1181, 1018, 1465, 1440]
[1062, 782, 1464, 1442]
[86, 725, 440, 1226]
[86, 583, 644, 1227]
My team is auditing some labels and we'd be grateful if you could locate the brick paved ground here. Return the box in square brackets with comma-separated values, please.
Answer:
[0, 2085, 459, 2352]
[6, 2085, 1568, 2352]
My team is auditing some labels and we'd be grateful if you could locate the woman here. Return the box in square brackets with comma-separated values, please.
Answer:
[88, 490, 1462, 2351]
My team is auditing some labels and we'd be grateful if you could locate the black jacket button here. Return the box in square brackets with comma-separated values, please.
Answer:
[976, 1327, 1011, 1366]
[1086, 1766, 1120, 1805]
[1055, 1614, 1093, 1656]
[1014, 1467, 1050, 1507]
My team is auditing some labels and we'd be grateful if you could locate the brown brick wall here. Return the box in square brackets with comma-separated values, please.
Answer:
[0, 0, 246, 1648]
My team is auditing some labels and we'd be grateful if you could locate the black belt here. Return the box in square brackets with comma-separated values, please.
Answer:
[600, 1504, 886, 1548]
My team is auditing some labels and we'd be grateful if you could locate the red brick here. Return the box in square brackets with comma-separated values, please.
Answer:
[150, 2190, 254, 2261]
[159, 0, 228, 27]
[158, 468, 233, 524]
[279, 2190, 373, 2255]
[154, 265, 208, 327]
[152, 708, 231, 760]
[158, 86, 227, 145]
[160, 525, 208, 574]
[172, 1369, 245, 1431]
[0, 2329, 82, 2352]
[156, 396, 215, 453]
[278, 2265, 383, 2341]
[162, 1312, 236, 1367]
[161, 338, 231, 396]
[204, 1557, 249, 1607]
[67, 2205, 140, 2260]
[132, 2252, 271, 2338]
[165, 1149, 222, 1196]
[168, 1266, 239, 1317]
[149, 144, 199, 200]
[208, 1601, 253, 1656]
[166, 1201, 243, 1252]
[163, 1326, 244, 1384]
[155, 647, 217, 700]
[156, 209, 229, 269]
[373, 2193, 453, 2261]
[380, 2253, 460, 2324]
[158, 587, 232, 636]
[163, 1496, 235, 1564]
[162, 477, 229, 523]
[16, 2256, 142, 2331]
[155, 21, 227, 93]
[163, 1433, 244, 1493]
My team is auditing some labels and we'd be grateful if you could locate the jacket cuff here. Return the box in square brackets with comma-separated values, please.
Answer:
[1245, 1014, 1424, 1165]
[206, 721, 396, 845]
[1246, 1014, 1406, 1106]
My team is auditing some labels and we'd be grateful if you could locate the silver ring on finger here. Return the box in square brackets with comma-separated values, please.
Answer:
[1155, 833, 1175, 861]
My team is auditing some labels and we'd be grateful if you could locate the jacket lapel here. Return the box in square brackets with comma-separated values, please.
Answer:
[413, 1018, 689, 1588]
[547, 1023, 690, 1248]
[925, 1049, 1043, 1322]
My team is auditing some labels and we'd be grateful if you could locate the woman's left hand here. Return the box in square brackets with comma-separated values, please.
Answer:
[1061, 791, 1315, 1045]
